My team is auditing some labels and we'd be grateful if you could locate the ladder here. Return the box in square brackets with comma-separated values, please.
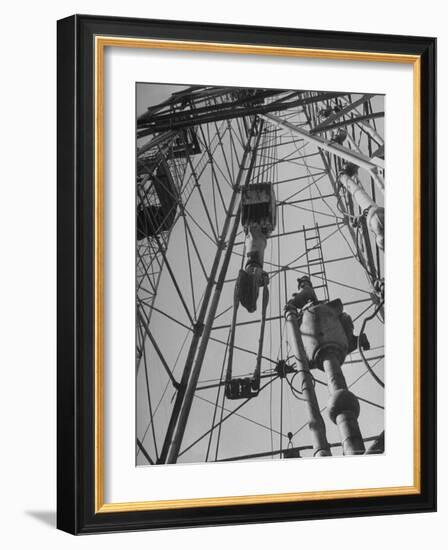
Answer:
[303, 223, 330, 302]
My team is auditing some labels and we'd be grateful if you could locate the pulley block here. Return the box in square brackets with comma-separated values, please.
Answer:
[241, 183, 277, 235]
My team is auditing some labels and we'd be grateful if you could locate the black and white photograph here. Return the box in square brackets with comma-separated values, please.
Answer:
[135, 84, 385, 466]
[0, 0, 439, 543]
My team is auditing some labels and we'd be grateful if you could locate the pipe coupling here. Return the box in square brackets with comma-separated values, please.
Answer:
[327, 389, 360, 424]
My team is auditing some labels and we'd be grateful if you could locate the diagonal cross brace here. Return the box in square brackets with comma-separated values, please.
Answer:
[260, 113, 384, 190]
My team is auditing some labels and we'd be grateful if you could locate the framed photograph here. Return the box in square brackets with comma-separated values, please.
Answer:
[57, 14, 436, 534]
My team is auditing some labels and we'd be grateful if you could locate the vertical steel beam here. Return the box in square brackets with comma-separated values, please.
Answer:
[166, 203, 243, 463]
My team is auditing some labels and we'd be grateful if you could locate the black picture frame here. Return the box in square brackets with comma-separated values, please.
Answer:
[57, 14, 436, 534]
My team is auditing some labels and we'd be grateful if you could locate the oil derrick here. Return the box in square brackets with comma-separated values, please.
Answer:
[136, 85, 385, 466]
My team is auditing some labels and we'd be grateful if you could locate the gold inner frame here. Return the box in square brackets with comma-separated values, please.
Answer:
[94, 36, 421, 513]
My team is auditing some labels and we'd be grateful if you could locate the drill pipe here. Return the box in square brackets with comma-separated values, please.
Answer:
[285, 306, 331, 457]
[322, 353, 365, 455]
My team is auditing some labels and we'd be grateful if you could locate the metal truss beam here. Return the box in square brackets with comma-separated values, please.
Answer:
[261, 113, 384, 188]
[137, 92, 348, 136]
[310, 93, 374, 133]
